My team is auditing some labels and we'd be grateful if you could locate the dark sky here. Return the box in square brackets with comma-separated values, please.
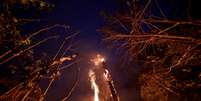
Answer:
[0, 0, 200, 101]
[45, 0, 118, 45]
[25, 0, 198, 101]
[37, 0, 185, 101]
[16, 0, 201, 101]
[18, 0, 197, 101]
[36, 0, 132, 101]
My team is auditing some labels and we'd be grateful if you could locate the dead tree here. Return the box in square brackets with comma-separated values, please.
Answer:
[0, 1, 80, 101]
[101, 0, 201, 101]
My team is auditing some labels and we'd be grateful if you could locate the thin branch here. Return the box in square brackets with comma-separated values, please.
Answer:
[42, 78, 55, 97]
[53, 31, 80, 60]
[167, 41, 201, 73]
[59, 59, 81, 70]
[136, 0, 152, 19]
[109, 34, 194, 41]
[153, 0, 167, 18]
[27, 24, 69, 39]
[61, 67, 80, 101]
[152, 75, 178, 96]
[0, 35, 59, 65]
[157, 22, 180, 34]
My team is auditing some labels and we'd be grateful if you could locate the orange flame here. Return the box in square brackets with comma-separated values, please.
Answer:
[103, 69, 110, 81]
[91, 54, 105, 66]
[89, 69, 99, 101]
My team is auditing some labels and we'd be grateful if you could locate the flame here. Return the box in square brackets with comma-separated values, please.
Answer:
[89, 69, 99, 101]
[51, 55, 77, 66]
[91, 54, 105, 66]
[103, 69, 110, 81]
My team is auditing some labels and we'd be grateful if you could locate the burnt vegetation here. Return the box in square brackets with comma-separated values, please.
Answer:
[0, 0, 201, 101]
[0, 0, 78, 101]
[101, 0, 201, 101]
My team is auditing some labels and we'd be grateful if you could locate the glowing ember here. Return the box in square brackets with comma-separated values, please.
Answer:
[91, 54, 105, 66]
[51, 55, 75, 66]
[103, 69, 110, 81]
[89, 69, 100, 101]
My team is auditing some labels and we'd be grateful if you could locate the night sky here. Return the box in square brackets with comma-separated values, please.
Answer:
[35, 0, 179, 101]
[5, 0, 199, 101]
[38, 1, 195, 101]
[34, 0, 138, 101]
[1, 0, 200, 101]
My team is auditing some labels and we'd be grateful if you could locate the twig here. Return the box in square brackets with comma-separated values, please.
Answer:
[42, 78, 55, 97]
[167, 41, 201, 73]
[112, 34, 194, 41]
[27, 24, 69, 39]
[0, 35, 59, 65]
[53, 32, 80, 60]
[61, 67, 80, 101]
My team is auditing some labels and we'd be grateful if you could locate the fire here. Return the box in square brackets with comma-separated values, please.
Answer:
[89, 69, 100, 101]
[91, 54, 105, 66]
[89, 54, 120, 101]
[103, 69, 110, 81]
[51, 54, 77, 66]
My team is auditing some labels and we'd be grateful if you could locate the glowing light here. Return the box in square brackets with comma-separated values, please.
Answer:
[51, 56, 74, 66]
[103, 69, 110, 81]
[89, 69, 99, 101]
[60, 57, 72, 62]
[91, 54, 105, 66]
